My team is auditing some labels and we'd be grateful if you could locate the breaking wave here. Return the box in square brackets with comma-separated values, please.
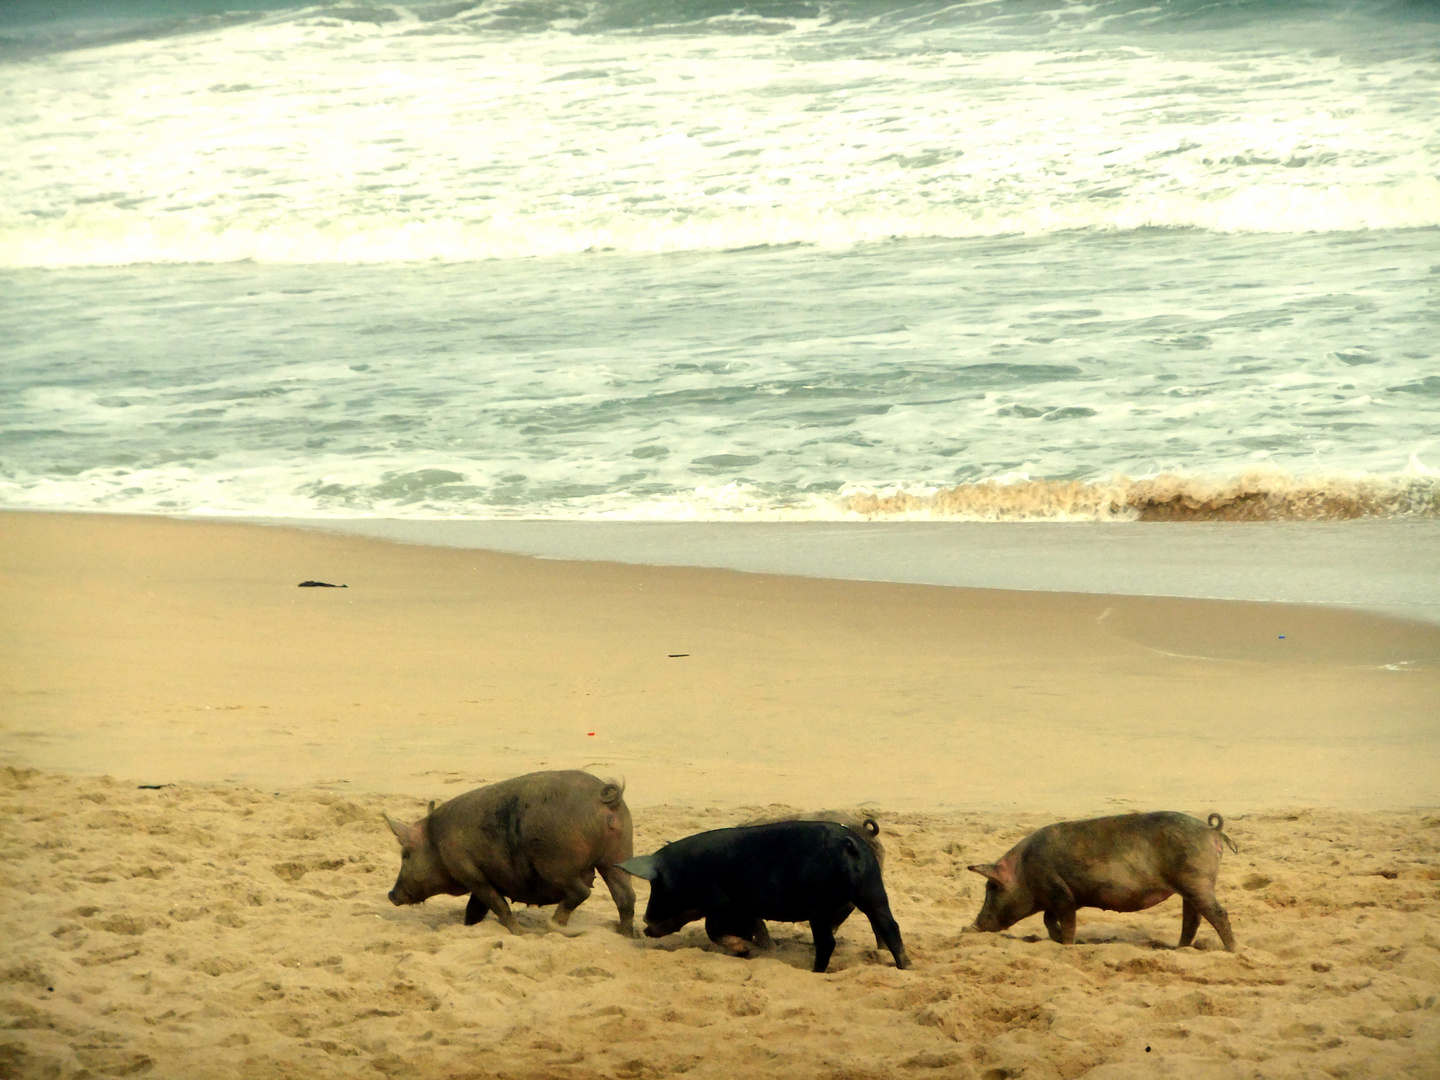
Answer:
[7, 178, 1440, 268]
[838, 469, 1440, 523]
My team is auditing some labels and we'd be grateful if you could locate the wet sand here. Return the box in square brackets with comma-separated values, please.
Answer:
[2, 510, 1438, 1078]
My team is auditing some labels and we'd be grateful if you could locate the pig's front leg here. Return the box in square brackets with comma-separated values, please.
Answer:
[810, 919, 837, 972]
[464, 894, 490, 925]
[1043, 908, 1076, 944]
[704, 910, 756, 956]
[465, 879, 524, 934]
[1041, 876, 1078, 944]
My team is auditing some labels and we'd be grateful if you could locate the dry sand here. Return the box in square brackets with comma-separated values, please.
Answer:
[2, 511, 1438, 1079]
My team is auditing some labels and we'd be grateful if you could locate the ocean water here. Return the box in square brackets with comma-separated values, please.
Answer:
[2, 0, 1439, 524]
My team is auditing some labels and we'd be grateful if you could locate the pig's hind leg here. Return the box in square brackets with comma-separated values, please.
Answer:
[548, 877, 594, 937]
[1178, 885, 1236, 952]
[832, 902, 888, 950]
[858, 899, 910, 969]
[598, 864, 639, 937]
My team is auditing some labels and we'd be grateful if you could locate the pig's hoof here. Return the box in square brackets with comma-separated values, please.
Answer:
[717, 935, 752, 957]
[617, 920, 642, 939]
[547, 919, 586, 938]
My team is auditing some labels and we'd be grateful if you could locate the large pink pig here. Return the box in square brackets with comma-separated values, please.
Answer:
[385, 770, 636, 936]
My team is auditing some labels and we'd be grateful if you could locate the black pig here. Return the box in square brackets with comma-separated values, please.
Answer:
[968, 811, 1237, 951]
[619, 820, 909, 972]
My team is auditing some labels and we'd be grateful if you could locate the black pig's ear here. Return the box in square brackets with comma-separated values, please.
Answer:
[967, 863, 1008, 886]
[617, 855, 659, 880]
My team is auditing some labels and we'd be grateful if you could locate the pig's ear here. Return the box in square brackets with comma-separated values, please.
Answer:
[617, 855, 659, 880]
[384, 813, 421, 849]
[967, 862, 1012, 887]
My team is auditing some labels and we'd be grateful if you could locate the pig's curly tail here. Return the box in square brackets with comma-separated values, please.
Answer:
[1208, 813, 1240, 854]
[861, 818, 880, 837]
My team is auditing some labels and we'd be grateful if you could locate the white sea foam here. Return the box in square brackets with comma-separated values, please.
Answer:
[6, 175, 1439, 267]
[4, 2, 1437, 525]
[3, 6, 1437, 267]
[4, 458, 1438, 523]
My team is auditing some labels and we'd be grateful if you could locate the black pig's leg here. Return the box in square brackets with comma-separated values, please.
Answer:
[810, 920, 837, 973]
[829, 899, 887, 950]
[705, 911, 754, 956]
[464, 894, 490, 925]
[750, 918, 774, 949]
[857, 882, 910, 969]
[861, 904, 909, 969]
[829, 910, 881, 950]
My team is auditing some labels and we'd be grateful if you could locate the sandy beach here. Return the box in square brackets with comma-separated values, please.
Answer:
[2, 511, 1438, 1079]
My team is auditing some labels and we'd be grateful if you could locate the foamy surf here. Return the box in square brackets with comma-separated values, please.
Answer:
[4, 463, 1438, 524]
[6, 176, 1440, 268]
[3, 0, 1438, 267]
[838, 469, 1440, 523]
[3, 0, 1438, 536]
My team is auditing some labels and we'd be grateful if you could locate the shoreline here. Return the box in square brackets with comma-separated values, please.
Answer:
[247, 514, 1440, 627]
[2, 509, 1436, 811]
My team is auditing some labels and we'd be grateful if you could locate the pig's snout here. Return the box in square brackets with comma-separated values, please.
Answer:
[971, 909, 1003, 934]
[388, 883, 422, 906]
